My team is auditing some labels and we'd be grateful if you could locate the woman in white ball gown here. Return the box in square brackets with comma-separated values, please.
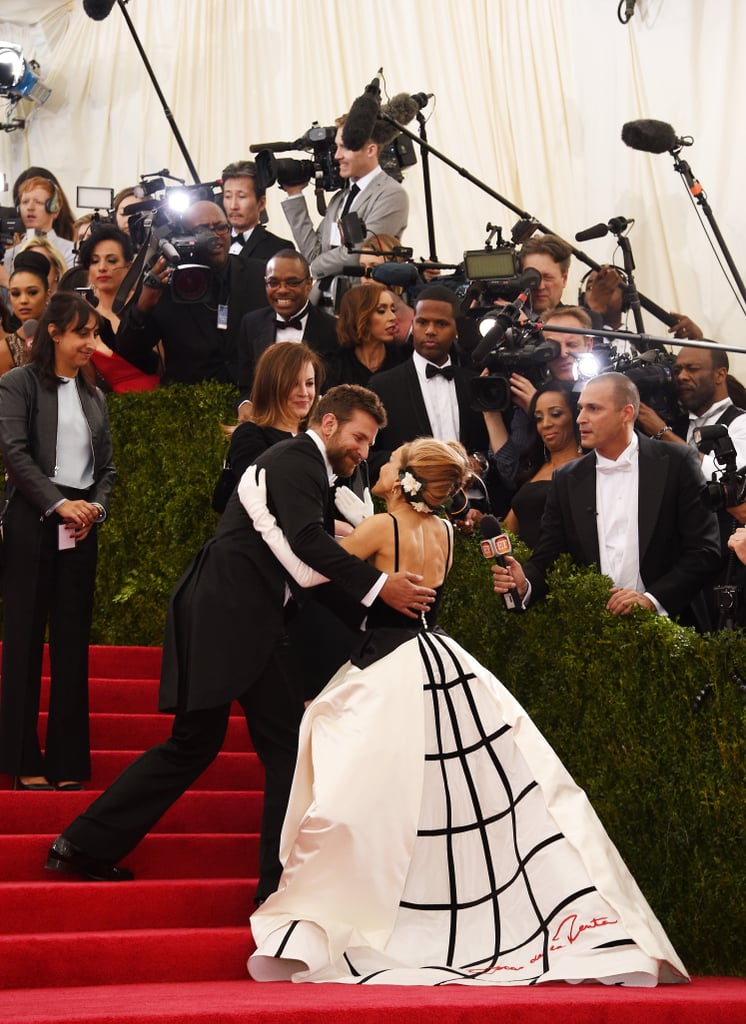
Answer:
[240, 437, 687, 988]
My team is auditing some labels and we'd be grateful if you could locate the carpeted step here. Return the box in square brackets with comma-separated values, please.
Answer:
[0, 790, 262, 835]
[35, 711, 253, 751]
[0, 878, 253, 933]
[0, 926, 253, 989]
[40, 678, 251, 717]
[0, 750, 262, 792]
[0, 833, 259, 882]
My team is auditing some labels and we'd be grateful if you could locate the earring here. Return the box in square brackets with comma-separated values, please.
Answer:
[543, 444, 550, 462]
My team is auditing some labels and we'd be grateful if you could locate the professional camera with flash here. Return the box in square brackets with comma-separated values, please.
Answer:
[694, 423, 746, 511]
[467, 267, 560, 413]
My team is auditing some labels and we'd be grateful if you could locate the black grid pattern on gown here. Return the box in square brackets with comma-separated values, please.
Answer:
[354, 629, 613, 985]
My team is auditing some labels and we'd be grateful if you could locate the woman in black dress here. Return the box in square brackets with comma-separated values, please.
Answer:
[503, 384, 582, 548]
[325, 283, 406, 388]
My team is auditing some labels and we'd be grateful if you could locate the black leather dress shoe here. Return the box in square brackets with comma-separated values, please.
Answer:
[45, 836, 135, 882]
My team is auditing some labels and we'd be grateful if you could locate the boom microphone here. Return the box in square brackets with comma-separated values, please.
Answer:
[621, 119, 692, 154]
[480, 516, 518, 611]
[575, 216, 632, 242]
[342, 77, 382, 151]
[341, 263, 421, 288]
[381, 93, 420, 126]
[82, 0, 117, 20]
[410, 92, 434, 111]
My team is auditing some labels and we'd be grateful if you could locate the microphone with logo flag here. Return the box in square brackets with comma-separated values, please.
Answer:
[479, 515, 518, 611]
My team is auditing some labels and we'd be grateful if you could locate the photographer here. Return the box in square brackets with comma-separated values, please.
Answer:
[636, 345, 746, 479]
[480, 306, 592, 502]
[280, 113, 409, 310]
[115, 200, 268, 386]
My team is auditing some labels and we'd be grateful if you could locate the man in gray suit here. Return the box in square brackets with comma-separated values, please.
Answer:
[280, 113, 409, 309]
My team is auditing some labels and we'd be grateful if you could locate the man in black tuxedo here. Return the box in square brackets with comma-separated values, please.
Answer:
[236, 250, 339, 414]
[492, 372, 721, 626]
[115, 200, 267, 385]
[221, 160, 292, 262]
[366, 285, 490, 508]
[47, 386, 435, 901]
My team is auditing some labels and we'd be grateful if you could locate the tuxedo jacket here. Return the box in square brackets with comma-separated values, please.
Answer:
[282, 171, 409, 301]
[116, 255, 268, 385]
[366, 358, 489, 478]
[236, 304, 340, 398]
[233, 224, 293, 264]
[159, 432, 380, 712]
[524, 435, 722, 618]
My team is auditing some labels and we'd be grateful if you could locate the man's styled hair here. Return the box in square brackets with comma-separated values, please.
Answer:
[310, 384, 387, 429]
[519, 233, 573, 275]
[543, 305, 593, 329]
[415, 285, 460, 318]
[221, 160, 266, 201]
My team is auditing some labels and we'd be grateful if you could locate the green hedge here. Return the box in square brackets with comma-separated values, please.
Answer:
[16, 384, 746, 975]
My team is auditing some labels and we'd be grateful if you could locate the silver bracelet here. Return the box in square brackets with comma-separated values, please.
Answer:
[652, 425, 673, 440]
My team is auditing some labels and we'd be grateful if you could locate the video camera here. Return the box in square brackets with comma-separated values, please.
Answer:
[468, 269, 560, 413]
[124, 173, 223, 304]
[694, 423, 746, 511]
[0, 205, 21, 260]
[602, 349, 681, 424]
[250, 124, 343, 195]
[459, 220, 540, 310]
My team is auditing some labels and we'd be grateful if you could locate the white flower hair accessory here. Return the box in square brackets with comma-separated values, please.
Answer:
[398, 467, 433, 514]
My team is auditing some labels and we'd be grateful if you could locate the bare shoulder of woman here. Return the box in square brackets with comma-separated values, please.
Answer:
[338, 513, 394, 562]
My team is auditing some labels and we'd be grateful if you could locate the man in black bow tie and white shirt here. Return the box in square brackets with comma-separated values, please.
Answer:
[221, 161, 292, 262]
[236, 250, 339, 417]
[492, 372, 721, 628]
[366, 285, 489, 485]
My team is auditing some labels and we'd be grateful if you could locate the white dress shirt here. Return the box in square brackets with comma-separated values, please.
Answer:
[412, 351, 460, 442]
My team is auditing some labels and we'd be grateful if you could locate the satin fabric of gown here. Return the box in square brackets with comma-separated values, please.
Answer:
[249, 522, 687, 987]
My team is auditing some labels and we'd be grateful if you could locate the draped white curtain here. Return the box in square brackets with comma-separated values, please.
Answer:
[1, 0, 744, 373]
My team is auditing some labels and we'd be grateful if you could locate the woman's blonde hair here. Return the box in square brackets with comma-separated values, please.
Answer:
[397, 438, 470, 509]
[15, 236, 66, 288]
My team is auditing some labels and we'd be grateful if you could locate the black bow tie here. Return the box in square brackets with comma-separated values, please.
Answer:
[276, 316, 304, 332]
[425, 363, 455, 381]
[231, 234, 246, 246]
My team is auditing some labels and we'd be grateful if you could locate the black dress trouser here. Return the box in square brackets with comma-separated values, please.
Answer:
[0, 489, 97, 781]
[63, 642, 303, 901]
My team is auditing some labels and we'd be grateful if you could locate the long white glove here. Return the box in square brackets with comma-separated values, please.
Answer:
[237, 466, 328, 588]
[334, 485, 374, 527]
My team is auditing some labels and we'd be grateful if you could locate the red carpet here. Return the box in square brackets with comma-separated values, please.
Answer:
[0, 645, 742, 1023]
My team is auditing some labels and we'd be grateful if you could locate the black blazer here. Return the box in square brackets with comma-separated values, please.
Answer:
[524, 435, 722, 619]
[366, 358, 489, 477]
[236, 304, 340, 398]
[235, 224, 293, 264]
[159, 432, 381, 712]
[116, 255, 268, 386]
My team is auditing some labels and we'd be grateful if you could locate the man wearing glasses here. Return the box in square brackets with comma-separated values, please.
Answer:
[115, 200, 268, 385]
[235, 249, 339, 417]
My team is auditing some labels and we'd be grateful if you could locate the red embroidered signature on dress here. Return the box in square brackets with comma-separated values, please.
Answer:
[552, 913, 618, 945]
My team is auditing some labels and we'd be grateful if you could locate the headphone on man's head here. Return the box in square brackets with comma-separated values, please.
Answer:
[45, 183, 61, 215]
[16, 178, 61, 217]
[578, 265, 630, 311]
